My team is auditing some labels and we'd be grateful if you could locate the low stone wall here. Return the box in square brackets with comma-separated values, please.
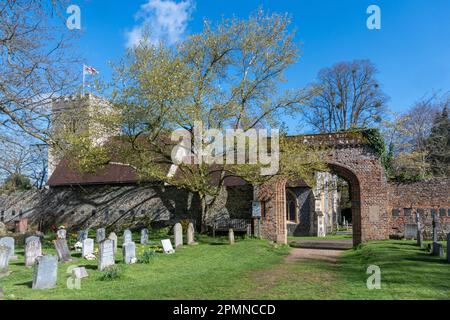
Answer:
[388, 178, 450, 239]
[0, 184, 253, 232]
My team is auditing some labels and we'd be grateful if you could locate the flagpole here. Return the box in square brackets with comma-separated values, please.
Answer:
[82, 64, 86, 95]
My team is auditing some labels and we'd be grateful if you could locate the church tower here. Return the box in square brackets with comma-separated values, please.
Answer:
[47, 93, 119, 180]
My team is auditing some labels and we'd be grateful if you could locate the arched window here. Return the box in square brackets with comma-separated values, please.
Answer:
[286, 189, 299, 223]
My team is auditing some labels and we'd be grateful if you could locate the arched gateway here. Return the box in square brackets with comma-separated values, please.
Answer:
[255, 132, 390, 247]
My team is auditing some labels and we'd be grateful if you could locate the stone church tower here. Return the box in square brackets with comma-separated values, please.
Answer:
[47, 94, 118, 179]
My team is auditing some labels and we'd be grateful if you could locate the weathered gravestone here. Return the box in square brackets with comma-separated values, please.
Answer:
[404, 224, 418, 240]
[0, 245, 11, 272]
[77, 230, 88, 242]
[56, 229, 66, 240]
[72, 267, 89, 279]
[174, 223, 183, 248]
[416, 211, 423, 247]
[140, 229, 149, 245]
[108, 232, 118, 254]
[447, 233, 450, 263]
[431, 216, 441, 256]
[25, 236, 42, 267]
[187, 223, 197, 245]
[229, 229, 235, 245]
[32, 255, 58, 289]
[123, 241, 136, 264]
[161, 239, 175, 254]
[82, 238, 94, 258]
[0, 237, 16, 260]
[123, 229, 132, 244]
[96, 228, 106, 243]
[98, 239, 115, 271]
[54, 239, 72, 262]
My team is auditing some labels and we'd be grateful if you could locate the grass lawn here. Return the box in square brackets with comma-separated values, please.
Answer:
[0, 235, 449, 300]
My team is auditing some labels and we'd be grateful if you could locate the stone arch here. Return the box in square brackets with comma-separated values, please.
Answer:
[326, 162, 362, 246]
[256, 132, 390, 247]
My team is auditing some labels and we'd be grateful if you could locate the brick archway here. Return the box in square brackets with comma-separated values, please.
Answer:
[256, 132, 390, 247]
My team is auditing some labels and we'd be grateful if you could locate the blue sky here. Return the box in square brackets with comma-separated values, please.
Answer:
[74, 0, 450, 130]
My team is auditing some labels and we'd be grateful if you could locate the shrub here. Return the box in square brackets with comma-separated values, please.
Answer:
[138, 249, 157, 264]
[99, 265, 123, 281]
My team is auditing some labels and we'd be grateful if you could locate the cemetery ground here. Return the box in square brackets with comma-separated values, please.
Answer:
[0, 232, 449, 300]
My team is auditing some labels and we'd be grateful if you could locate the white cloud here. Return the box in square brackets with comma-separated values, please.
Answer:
[125, 0, 195, 48]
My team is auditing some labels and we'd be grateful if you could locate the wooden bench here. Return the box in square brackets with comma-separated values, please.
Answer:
[210, 218, 252, 237]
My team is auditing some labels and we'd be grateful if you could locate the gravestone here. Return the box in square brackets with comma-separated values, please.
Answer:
[140, 229, 149, 245]
[32, 255, 58, 289]
[122, 241, 136, 264]
[54, 239, 72, 262]
[174, 223, 183, 248]
[98, 239, 115, 271]
[431, 216, 441, 255]
[108, 232, 118, 254]
[447, 233, 450, 263]
[0, 237, 15, 260]
[229, 228, 235, 245]
[82, 238, 94, 258]
[187, 223, 196, 245]
[56, 229, 66, 240]
[123, 229, 132, 244]
[96, 228, 106, 243]
[72, 267, 89, 279]
[432, 242, 444, 257]
[0, 245, 11, 271]
[25, 236, 42, 267]
[404, 224, 417, 240]
[77, 230, 88, 242]
[161, 239, 175, 254]
[416, 211, 423, 247]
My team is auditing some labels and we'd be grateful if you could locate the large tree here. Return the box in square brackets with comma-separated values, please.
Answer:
[58, 10, 326, 231]
[426, 105, 450, 177]
[0, 0, 78, 186]
[302, 60, 388, 133]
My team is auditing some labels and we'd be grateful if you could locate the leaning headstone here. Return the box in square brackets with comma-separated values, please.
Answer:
[122, 241, 136, 264]
[174, 223, 183, 248]
[447, 233, 450, 263]
[187, 223, 197, 245]
[161, 239, 175, 254]
[140, 228, 149, 245]
[32, 255, 58, 289]
[25, 236, 42, 267]
[108, 232, 118, 254]
[54, 239, 72, 262]
[98, 239, 115, 271]
[229, 228, 235, 245]
[82, 238, 94, 258]
[123, 229, 132, 244]
[0, 237, 15, 260]
[0, 245, 11, 271]
[72, 267, 88, 279]
[96, 228, 106, 243]
[56, 229, 66, 240]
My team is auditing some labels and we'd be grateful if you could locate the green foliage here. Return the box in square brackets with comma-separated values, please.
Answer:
[137, 249, 157, 264]
[1, 173, 32, 192]
[99, 265, 124, 281]
[426, 106, 450, 177]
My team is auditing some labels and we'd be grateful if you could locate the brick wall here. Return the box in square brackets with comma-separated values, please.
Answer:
[388, 178, 450, 239]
